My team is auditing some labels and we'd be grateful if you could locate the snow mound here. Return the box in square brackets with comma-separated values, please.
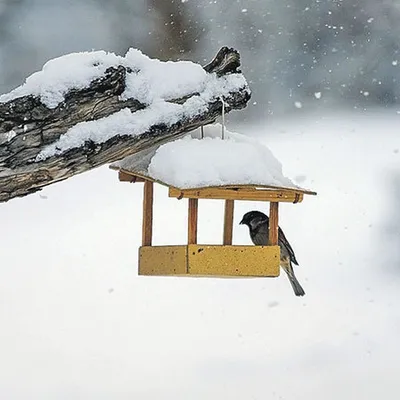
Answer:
[0, 47, 247, 108]
[0, 51, 125, 108]
[114, 124, 299, 190]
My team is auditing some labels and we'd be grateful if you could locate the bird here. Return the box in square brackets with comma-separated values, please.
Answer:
[239, 210, 305, 296]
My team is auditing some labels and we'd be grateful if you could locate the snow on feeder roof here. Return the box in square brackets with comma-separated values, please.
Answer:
[110, 124, 316, 197]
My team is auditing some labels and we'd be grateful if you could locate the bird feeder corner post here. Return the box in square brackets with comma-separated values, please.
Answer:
[223, 199, 235, 245]
[142, 180, 154, 246]
[188, 198, 198, 244]
[269, 202, 279, 246]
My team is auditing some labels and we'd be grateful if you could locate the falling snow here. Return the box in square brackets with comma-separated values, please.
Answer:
[294, 101, 303, 108]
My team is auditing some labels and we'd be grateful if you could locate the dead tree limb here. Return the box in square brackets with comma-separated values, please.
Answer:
[0, 47, 250, 202]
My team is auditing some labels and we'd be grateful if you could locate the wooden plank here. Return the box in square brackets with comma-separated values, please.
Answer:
[118, 171, 145, 182]
[142, 181, 154, 246]
[269, 202, 279, 246]
[111, 165, 317, 197]
[169, 187, 304, 203]
[188, 198, 198, 244]
[221, 184, 316, 196]
[173, 184, 317, 196]
[223, 200, 234, 245]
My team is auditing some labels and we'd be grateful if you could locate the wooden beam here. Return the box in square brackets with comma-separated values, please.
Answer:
[223, 200, 234, 245]
[118, 171, 145, 183]
[222, 184, 316, 196]
[269, 202, 279, 246]
[169, 187, 304, 203]
[188, 198, 198, 244]
[142, 181, 154, 246]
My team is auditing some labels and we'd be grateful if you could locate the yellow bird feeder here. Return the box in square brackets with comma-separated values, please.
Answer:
[110, 125, 316, 278]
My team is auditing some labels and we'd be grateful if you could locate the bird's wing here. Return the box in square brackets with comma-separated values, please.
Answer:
[252, 231, 268, 245]
[278, 227, 299, 265]
[251, 216, 269, 245]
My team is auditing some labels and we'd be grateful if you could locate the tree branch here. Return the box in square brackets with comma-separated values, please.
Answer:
[0, 47, 250, 202]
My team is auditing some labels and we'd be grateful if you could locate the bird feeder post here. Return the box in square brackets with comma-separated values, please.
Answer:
[268, 202, 279, 246]
[142, 180, 154, 246]
[188, 198, 198, 244]
[223, 199, 235, 245]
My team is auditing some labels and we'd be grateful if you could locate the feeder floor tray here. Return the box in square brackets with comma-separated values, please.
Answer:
[139, 245, 280, 278]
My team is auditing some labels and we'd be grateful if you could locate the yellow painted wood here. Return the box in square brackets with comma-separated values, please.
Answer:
[138, 245, 280, 277]
[169, 187, 304, 203]
[139, 246, 188, 275]
[187, 245, 280, 277]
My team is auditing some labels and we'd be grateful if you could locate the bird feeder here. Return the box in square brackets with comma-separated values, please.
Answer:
[110, 125, 316, 278]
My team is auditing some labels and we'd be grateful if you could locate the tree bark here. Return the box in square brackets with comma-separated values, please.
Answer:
[0, 47, 250, 202]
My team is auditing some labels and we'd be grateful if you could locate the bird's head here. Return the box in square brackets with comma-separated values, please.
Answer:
[239, 210, 269, 227]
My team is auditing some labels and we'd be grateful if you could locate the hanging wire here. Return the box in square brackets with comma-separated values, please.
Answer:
[220, 96, 225, 140]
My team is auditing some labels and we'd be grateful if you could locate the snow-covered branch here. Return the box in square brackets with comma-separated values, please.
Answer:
[0, 47, 250, 202]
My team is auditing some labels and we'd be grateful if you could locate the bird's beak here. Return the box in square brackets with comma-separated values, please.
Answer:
[239, 219, 244, 225]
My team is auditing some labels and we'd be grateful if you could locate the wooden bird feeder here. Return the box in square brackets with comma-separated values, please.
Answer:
[110, 160, 316, 278]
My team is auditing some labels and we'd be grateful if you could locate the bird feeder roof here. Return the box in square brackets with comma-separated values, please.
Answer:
[110, 124, 316, 200]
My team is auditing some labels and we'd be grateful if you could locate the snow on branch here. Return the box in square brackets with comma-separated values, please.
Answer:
[0, 46, 250, 202]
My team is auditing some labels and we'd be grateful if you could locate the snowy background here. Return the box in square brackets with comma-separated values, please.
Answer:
[1, 112, 399, 400]
[1, 0, 400, 399]
[2, 0, 400, 118]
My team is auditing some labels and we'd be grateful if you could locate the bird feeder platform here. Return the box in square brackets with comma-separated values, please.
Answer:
[111, 168, 316, 278]
[139, 244, 280, 278]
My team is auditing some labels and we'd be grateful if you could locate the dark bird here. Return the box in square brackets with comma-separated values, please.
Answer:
[240, 210, 305, 296]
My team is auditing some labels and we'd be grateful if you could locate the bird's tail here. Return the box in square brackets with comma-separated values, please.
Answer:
[281, 261, 305, 297]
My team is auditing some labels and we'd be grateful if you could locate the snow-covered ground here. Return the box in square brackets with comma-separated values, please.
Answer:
[1, 110, 399, 400]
